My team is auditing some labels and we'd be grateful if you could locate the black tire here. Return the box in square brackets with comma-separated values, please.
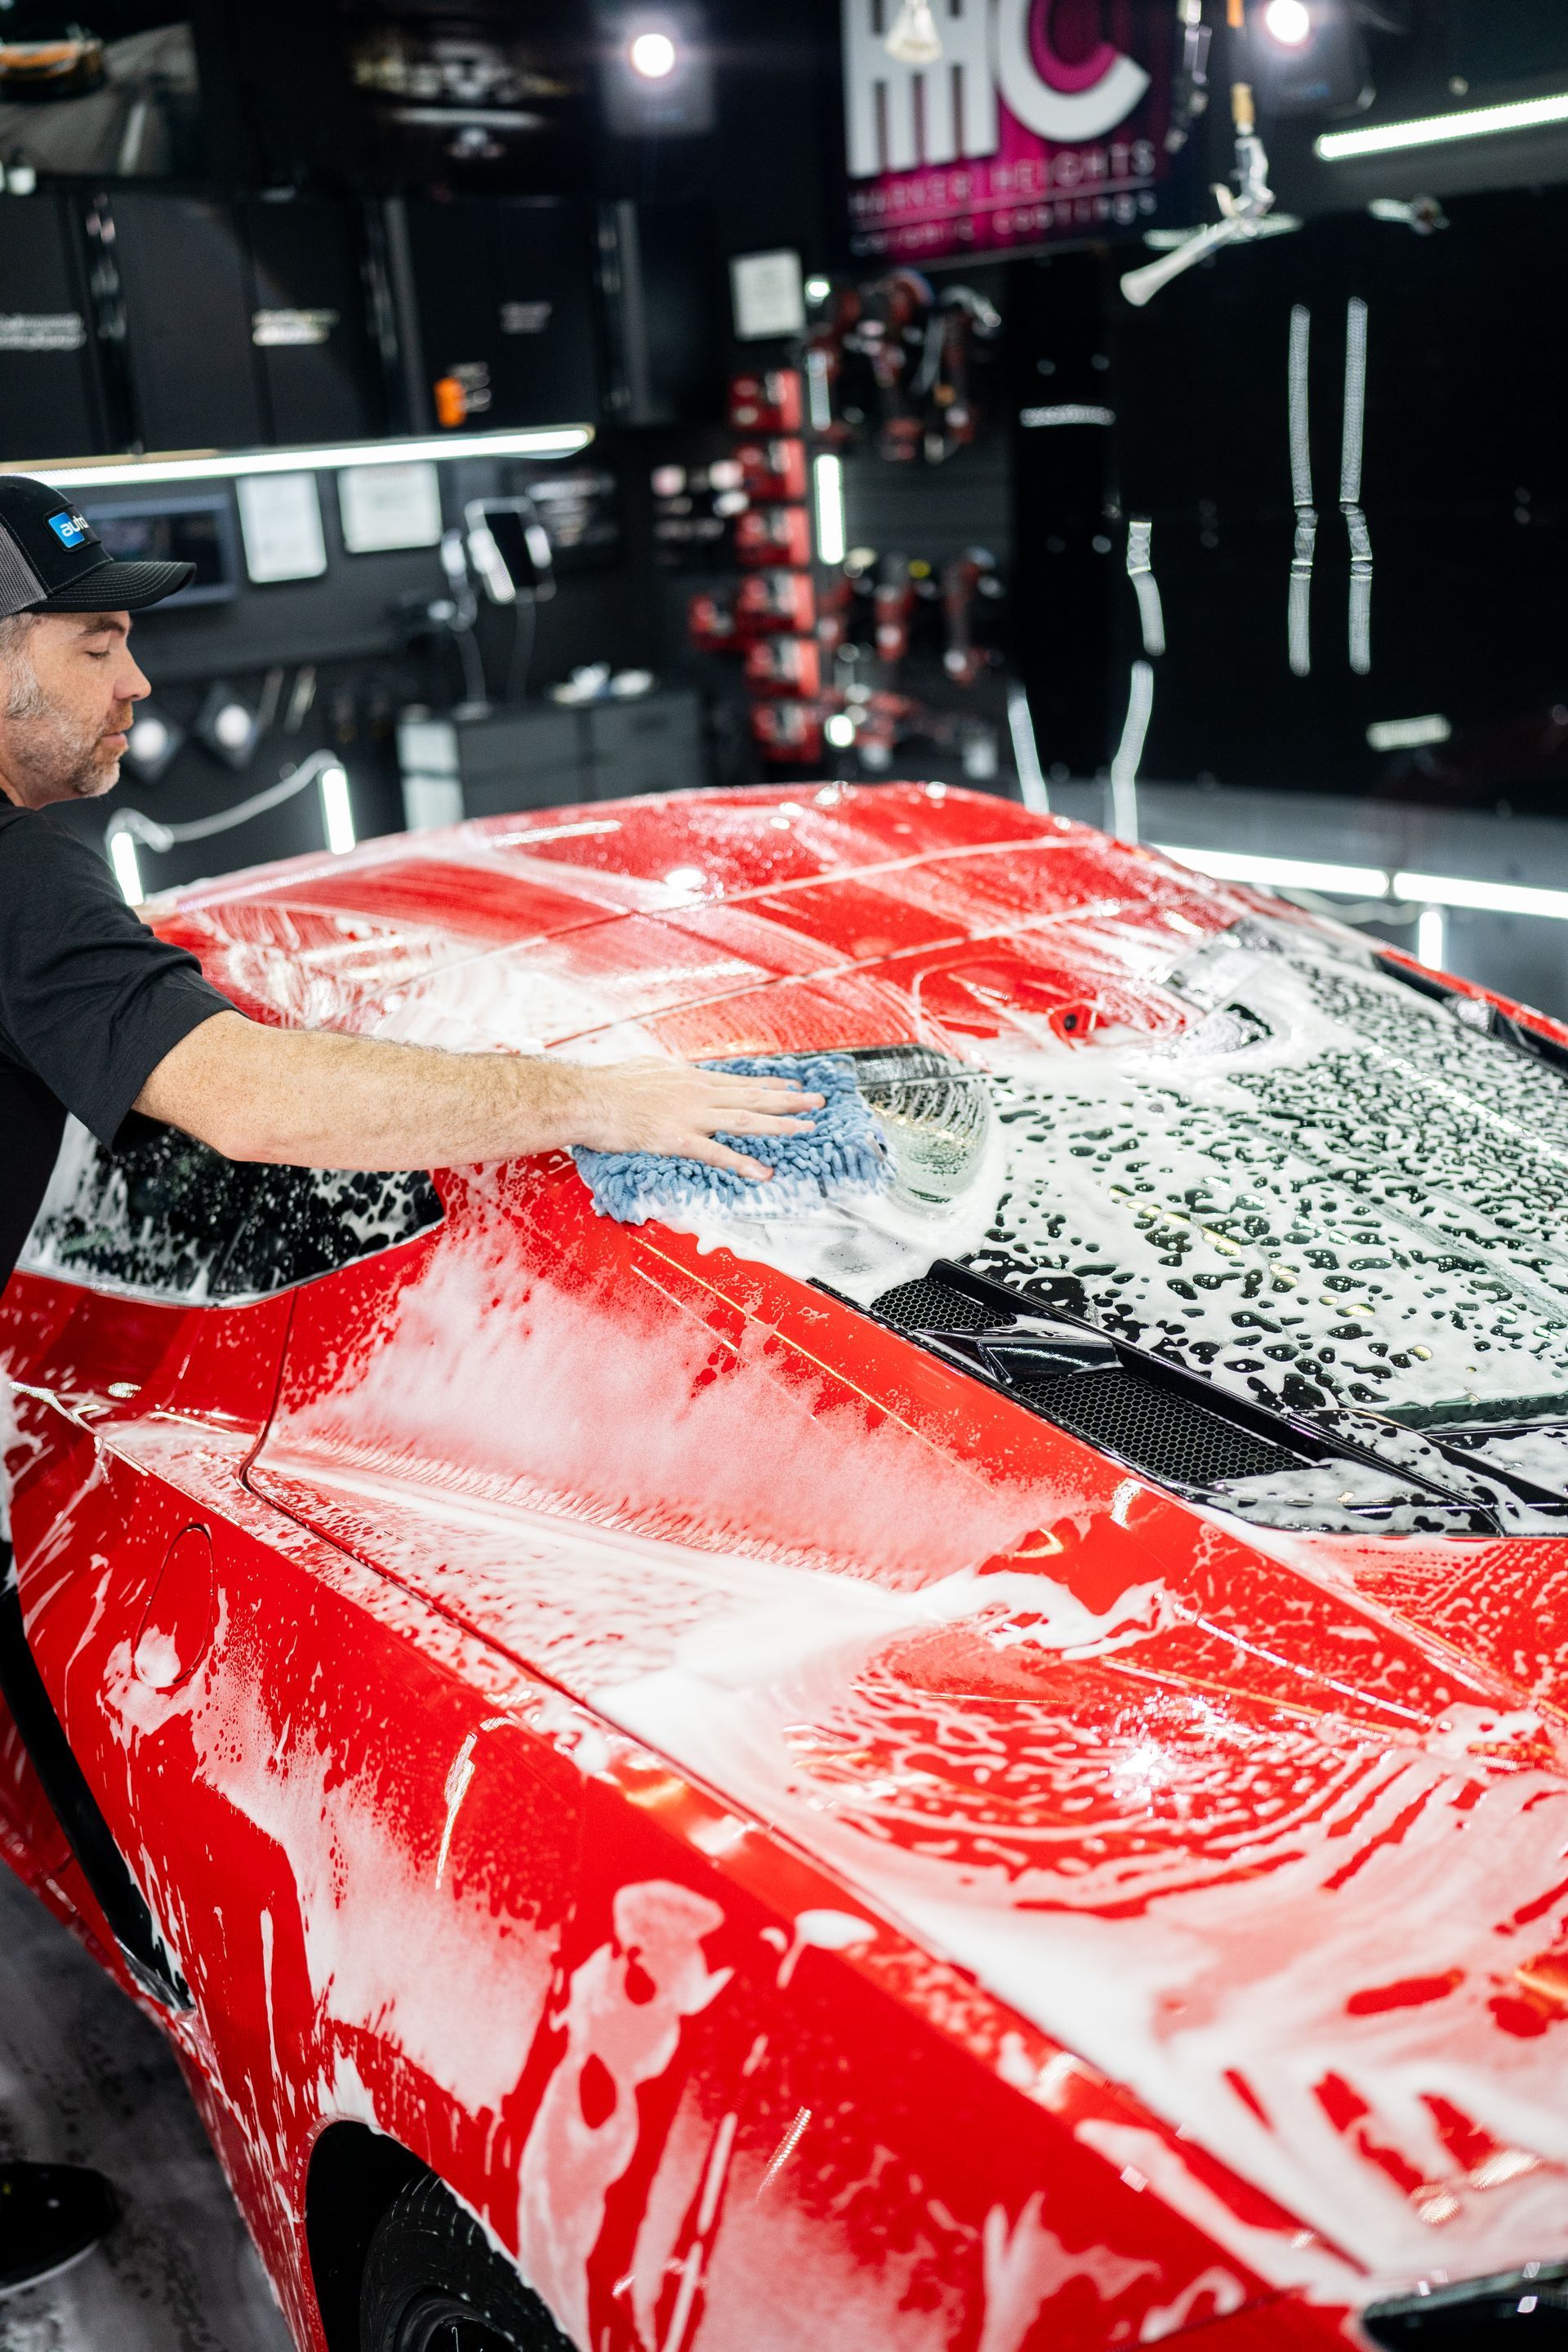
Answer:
[359, 2177, 576, 2352]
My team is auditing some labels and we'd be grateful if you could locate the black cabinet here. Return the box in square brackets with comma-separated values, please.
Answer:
[585, 693, 706, 799]
[408, 691, 706, 824]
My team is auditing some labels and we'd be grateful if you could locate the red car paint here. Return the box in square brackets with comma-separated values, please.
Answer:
[4, 782, 1568, 2350]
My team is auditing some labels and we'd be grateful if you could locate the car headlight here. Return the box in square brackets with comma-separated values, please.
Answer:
[845, 1045, 993, 1213]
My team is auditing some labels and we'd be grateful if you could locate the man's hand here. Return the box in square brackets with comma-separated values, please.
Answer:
[136, 1011, 825, 1183]
[569, 1060, 822, 1182]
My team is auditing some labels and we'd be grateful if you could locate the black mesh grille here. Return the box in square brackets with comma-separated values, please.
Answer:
[1014, 1373, 1301, 1486]
[869, 1273, 1306, 1491]
[872, 1277, 995, 1334]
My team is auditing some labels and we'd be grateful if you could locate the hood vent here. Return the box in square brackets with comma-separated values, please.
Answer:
[866, 1261, 1499, 1533]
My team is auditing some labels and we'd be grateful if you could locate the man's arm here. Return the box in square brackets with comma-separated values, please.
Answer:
[135, 1012, 822, 1182]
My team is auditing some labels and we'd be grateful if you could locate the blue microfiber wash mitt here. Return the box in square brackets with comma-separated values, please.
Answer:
[573, 1052, 891, 1225]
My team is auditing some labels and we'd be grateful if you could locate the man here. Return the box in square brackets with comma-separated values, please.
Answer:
[0, 470, 819, 2296]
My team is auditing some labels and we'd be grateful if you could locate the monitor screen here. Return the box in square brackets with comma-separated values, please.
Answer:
[82, 494, 238, 606]
[0, 7, 204, 180]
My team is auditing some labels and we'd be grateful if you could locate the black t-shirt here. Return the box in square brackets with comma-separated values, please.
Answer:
[0, 806, 232, 1292]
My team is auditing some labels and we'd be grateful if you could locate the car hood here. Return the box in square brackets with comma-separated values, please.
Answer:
[176, 790, 1568, 2294]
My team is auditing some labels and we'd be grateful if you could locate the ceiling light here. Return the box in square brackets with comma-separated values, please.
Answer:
[1263, 0, 1312, 47]
[9, 425, 593, 492]
[884, 0, 943, 65]
[629, 29, 677, 78]
[1318, 90, 1568, 162]
[825, 712, 857, 749]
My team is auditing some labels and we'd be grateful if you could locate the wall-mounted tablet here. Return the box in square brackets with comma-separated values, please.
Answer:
[81, 492, 240, 606]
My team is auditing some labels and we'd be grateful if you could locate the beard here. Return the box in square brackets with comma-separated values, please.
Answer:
[3, 693, 128, 803]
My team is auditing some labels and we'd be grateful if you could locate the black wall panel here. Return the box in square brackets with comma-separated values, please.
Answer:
[109, 192, 266, 452]
[243, 200, 386, 448]
[0, 195, 109, 463]
[1103, 185, 1568, 806]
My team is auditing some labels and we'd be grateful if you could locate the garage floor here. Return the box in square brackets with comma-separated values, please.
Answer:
[0, 1869, 291, 2352]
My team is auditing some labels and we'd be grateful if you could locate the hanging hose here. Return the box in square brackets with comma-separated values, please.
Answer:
[105, 749, 345, 857]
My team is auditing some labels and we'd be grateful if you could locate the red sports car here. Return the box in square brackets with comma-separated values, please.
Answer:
[5, 782, 1568, 2352]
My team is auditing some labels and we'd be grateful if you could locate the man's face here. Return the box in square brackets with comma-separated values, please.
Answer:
[0, 611, 150, 810]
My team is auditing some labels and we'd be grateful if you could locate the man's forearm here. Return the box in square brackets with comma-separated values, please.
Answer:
[138, 1014, 608, 1168]
[135, 1011, 823, 1180]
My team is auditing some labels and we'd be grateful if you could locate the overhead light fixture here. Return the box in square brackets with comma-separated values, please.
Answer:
[8, 425, 594, 492]
[1262, 0, 1313, 47]
[319, 764, 356, 856]
[884, 0, 943, 65]
[629, 28, 677, 77]
[601, 6, 714, 133]
[1318, 90, 1568, 162]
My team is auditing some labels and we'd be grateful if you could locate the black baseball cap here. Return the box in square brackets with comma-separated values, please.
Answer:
[0, 472, 194, 621]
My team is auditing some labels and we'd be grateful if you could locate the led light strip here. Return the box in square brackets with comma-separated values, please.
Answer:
[1156, 842, 1568, 922]
[3, 425, 595, 491]
[1317, 90, 1568, 163]
[1159, 844, 1391, 897]
[1393, 870, 1568, 921]
[813, 452, 846, 567]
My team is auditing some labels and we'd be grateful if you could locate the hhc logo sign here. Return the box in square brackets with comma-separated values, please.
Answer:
[842, 0, 1151, 176]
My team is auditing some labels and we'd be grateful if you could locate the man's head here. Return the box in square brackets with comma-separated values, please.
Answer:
[0, 607, 149, 807]
[0, 471, 193, 811]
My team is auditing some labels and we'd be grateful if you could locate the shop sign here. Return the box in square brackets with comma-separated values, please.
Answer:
[843, 0, 1183, 263]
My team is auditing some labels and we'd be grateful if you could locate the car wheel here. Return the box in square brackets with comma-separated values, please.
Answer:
[359, 2177, 576, 2352]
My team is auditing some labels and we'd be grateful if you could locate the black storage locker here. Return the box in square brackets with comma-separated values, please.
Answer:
[392, 197, 600, 433]
[0, 195, 109, 463]
[243, 199, 386, 448]
[107, 192, 265, 452]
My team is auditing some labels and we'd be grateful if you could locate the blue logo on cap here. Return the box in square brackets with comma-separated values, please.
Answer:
[48, 510, 88, 548]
